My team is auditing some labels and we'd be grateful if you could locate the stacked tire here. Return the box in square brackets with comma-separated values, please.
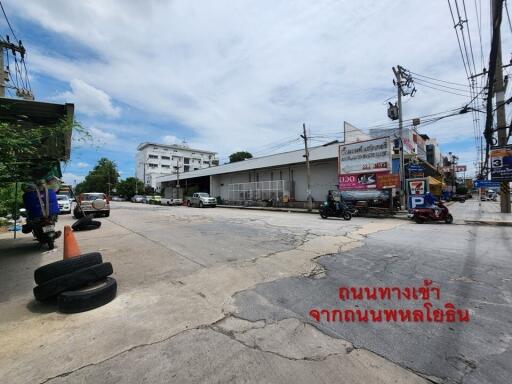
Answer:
[33, 252, 117, 313]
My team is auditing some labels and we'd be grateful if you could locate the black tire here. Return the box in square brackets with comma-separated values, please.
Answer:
[343, 212, 352, 221]
[33, 262, 113, 301]
[58, 277, 117, 314]
[445, 214, 454, 224]
[77, 221, 102, 231]
[414, 215, 424, 224]
[104, 211, 110, 217]
[34, 252, 103, 285]
[320, 211, 327, 219]
[199, 201, 203, 208]
[72, 215, 96, 231]
[187, 200, 191, 207]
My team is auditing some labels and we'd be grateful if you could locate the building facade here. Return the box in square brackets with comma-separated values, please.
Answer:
[136, 142, 218, 189]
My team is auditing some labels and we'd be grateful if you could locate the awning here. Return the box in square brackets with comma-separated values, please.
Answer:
[428, 176, 442, 185]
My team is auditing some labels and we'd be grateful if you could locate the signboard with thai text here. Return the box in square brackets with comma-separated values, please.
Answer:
[376, 173, 400, 189]
[338, 172, 387, 190]
[338, 137, 391, 175]
[490, 145, 512, 181]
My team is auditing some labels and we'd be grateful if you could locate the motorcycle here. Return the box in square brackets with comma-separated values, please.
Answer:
[412, 201, 453, 224]
[22, 216, 61, 250]
[319, 201, 352, 220]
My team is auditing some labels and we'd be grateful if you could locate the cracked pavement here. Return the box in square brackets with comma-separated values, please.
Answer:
[0, 202, 510, 383]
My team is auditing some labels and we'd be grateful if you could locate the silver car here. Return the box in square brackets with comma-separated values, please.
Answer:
[56, 194, 71, 214]
[188, 192, 216, 208]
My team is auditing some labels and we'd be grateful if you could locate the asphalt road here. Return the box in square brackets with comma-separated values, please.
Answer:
[0, 202, 510, 384]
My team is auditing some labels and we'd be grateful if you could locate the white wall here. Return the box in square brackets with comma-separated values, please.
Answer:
[210, 160, 338, 202]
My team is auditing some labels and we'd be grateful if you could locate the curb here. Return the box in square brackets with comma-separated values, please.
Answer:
[463, 220, 512, 227]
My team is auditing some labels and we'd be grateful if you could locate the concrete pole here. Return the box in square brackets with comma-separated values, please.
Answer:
[302, 123, 312, 211]
[0, 47, 5, 98]
[492, 0, 511, 213]
[393, 66, 405, 208]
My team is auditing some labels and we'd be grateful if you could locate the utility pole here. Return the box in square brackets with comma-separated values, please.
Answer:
[393, 66, 406, 208]
[174, 161, 181, 199]
[0, 38, 31, 99]
[301, 123, 312, 211]
[492, 0, 511, 213]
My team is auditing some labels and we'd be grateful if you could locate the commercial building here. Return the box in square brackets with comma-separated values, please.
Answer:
[156, 123, 446, 208]
[136, 142, 218, 189]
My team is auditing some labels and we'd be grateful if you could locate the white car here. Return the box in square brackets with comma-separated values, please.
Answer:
[188, 192, 217, 208]
[161, 197, 183, 206]
[56, 194, 71, 214]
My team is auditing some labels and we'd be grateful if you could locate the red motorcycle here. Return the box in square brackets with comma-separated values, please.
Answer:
[412, 201, 453, 224]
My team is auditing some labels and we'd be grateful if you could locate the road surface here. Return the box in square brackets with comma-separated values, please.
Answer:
[0, 201, 510, 384]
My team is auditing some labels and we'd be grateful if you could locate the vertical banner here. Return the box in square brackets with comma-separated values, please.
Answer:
[490, 145, 512, 181]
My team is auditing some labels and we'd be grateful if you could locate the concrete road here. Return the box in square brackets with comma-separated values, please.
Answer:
[0, 202, 510, 384]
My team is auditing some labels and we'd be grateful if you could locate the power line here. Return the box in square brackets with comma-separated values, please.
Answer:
[0, 0, 18, 42]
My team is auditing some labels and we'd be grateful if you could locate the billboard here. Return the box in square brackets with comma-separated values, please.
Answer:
[408, 179, 426, 195]
[442, 165, 467, 173]
[376, 173, 400, 189]
[338, 172, 385, 190]
[338, 137, 391, 175]
[490, 145, 512, 181]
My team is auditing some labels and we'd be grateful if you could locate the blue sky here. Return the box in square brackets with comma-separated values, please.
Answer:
[3, 0, 509, 183]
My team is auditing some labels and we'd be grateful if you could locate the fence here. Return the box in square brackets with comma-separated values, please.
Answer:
[227, 180, 290, 202]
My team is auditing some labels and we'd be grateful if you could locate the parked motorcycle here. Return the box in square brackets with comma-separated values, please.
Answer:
[319, 201, 352, 220]
[412, 201, 453, 224]
[22, 216, 61, 250]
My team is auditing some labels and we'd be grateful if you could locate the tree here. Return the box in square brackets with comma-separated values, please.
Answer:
[75, 158, 120, 195]
[116, 177, 145, 199]
[229, 151, 253, 163]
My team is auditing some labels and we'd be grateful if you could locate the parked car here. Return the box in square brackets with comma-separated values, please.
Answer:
[111, 196, 126, 201]
[161, 197, 183, 206]
[146, 195, 161, 205]
[131, 195, 145, 203]
[56, 194, 71, 214]
[74, 193, 110, 218]
[188, 192, 217, 208]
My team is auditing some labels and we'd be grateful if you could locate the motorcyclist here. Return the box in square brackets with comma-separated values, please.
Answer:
[425, 192, 441, 216]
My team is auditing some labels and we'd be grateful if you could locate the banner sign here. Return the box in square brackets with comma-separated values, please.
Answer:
[442, 165, 467, 173]
[474, 180, 501, 188]
[376, 173, 400, 189]
[490, 145, 512, 181]
[338, 172, 385, 190]
[408, 164, 424, 172]
[339, 137, 391, 174]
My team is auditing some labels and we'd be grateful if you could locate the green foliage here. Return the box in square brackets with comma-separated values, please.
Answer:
[116, 177, 145, 199]
[75, 158, 120, 195]
[0, 183, 23, 218]
[229, 151, 253, 163]
[0, 118, 91, 182]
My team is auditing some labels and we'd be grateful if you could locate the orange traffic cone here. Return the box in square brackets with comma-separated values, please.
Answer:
[63, 225, 81, 260]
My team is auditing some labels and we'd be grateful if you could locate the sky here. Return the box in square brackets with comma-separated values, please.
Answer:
[2, 0, 510, 184]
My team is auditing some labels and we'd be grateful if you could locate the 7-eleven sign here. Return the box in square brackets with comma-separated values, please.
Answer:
[408, 180, 426, 195]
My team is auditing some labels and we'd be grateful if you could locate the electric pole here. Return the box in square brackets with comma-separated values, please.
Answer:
[393, 66, 406, 208]
[301, 123, 312, 211]
[492, 0, 511, 213]
[174, 161, 181, 199]
[0, 38, 33, 99]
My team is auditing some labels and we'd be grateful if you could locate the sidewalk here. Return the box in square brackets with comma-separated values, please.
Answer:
[448, 198, 512, 226]
[218, 200, 512, 226]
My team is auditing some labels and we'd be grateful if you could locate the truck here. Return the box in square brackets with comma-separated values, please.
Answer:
[161, 197, 183, 206]
[187, 192, 217, 208]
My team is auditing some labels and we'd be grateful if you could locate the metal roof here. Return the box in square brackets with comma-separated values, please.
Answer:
[156, 142, 339, 183]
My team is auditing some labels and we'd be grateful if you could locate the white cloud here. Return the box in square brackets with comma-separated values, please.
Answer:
[162, 135, 179, 145]
[62, 172, 85, 185]
[10, 0, 501, 162]
[76, 162, 89, 168]
[89, 126, 117, 144]
[56, 79, 121, 118]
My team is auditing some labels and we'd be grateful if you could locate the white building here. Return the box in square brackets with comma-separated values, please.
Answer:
[136, 142, 218, 189]
[156, 142, 341, 206]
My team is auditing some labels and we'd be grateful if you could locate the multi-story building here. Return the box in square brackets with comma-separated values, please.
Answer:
[136, 142, 218, 189]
